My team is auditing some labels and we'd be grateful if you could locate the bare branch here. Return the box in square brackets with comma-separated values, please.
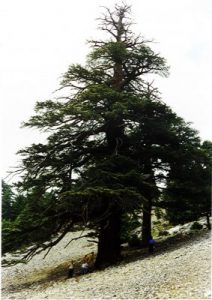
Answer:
[64, 231, 90, 249]
[23, 222, 74, 262]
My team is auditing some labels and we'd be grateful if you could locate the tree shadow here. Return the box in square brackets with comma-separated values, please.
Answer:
[2, 230, 210, 296]
[121, 229, 210, 265]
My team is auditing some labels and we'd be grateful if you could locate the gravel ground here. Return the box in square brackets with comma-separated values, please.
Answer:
[1, 230, 211, 299]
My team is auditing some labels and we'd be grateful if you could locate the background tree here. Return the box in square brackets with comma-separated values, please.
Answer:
[2, 180, 15, 221]
[164, 140, 212, 228]
[125, 97, 209, 245]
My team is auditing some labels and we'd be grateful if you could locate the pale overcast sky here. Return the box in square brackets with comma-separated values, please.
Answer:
[1, 0, 212, 182]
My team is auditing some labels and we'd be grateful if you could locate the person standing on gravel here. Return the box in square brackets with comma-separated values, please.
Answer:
[148, 236, 156, 253]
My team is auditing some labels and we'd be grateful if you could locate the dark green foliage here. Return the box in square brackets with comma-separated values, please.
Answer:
[2, 3, 211, 267]
[2, 180, 14, 220]
[120, 212, 141, 244]
[2, 180, 26, 221]
[2, 188, 60, 254]
[164, 140, 212, 225]
[190, 222, 203, 231]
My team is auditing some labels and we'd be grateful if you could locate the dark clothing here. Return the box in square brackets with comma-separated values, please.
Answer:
[148, 243, 154, 253]
[148, 238, 156, 253]
[68, 267, 74, 278]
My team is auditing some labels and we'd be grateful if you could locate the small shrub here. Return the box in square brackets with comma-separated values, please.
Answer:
[190, 222, 203, 231]
[158, 230, 169, 237]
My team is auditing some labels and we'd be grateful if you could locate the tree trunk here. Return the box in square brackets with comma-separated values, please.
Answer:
[94, 18, 125, 269]
[95, 210, 122, 269]
[141, 199, 152, 246]
[141, 162, 156, 246]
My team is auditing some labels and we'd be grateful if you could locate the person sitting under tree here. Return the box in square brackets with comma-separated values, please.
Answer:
[68, 260, 74, 278]
[81, 262, 89, 274]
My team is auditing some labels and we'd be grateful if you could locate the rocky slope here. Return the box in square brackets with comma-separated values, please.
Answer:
[2, 228, 211, 299]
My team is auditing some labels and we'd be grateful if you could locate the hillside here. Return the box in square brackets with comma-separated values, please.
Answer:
[2, 227, 211, 299]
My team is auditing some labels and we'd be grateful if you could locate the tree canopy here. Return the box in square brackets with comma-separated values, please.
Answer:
[2, 3, 211, 268]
